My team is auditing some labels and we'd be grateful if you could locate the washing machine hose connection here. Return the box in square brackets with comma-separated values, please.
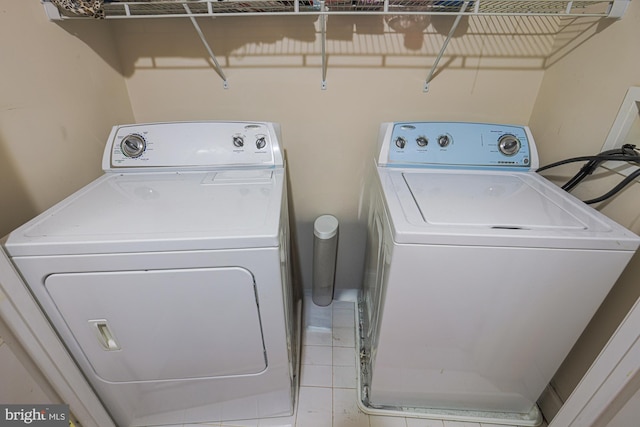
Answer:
[537, 144, 640, 204]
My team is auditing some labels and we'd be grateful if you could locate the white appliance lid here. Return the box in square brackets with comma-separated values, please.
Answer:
[5, 170, 284, 256]
[379, 168, 640, 250]
[403, 172, 586, 230]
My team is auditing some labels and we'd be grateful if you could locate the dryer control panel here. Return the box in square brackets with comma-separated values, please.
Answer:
[103, 121, 284, 171]
[378, 122, 539, 170]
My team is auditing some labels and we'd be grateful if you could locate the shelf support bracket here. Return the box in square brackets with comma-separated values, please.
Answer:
[320, 0, 327, 90]
[423, 0, 470, 93]
[184, 5, 229, 89]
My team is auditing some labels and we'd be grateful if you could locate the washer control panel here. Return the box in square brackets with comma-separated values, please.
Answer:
[104, 121, 283, 170]
[379, 122, 537, 170]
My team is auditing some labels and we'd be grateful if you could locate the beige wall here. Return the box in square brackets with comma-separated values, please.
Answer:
[0, 0, 133, 406]
[0, 0, 134, 238]
[529, 1, 640, 403]
[113, 14, 553, 290]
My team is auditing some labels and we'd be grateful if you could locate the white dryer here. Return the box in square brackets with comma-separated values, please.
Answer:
[359, 122, 640, 425]
[3, 121, 300, 427]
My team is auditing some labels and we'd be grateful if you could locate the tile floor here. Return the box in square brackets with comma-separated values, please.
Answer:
[191, 295, 546, 427]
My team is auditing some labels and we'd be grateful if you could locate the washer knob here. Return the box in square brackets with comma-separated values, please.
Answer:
[256, 137, 266, 150]
[498, 134, 521, 156]
[233, 136, 245, 148]
[416, 136, 428, 147]
[395, 137, 407, 149]
[437, 134, 451, 147]
[120, 134, 146, 158]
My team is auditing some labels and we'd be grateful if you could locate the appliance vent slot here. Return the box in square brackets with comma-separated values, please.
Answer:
[491, 226, 527, 230]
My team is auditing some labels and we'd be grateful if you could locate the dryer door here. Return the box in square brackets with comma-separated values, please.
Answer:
[46, 267, 266, 383]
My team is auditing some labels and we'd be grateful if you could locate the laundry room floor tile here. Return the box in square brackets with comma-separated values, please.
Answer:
[405, 419, 445, 427]
[333, 346, 356, 367]
[303, 327, 334, 346]
[332, 326, 356, 348]
[257, 415, 296, 426]
[370, 415, 409, 427]
[333, 365, 357, 389]
[333, 387, 369, 427]
[301, 363, 333, 387]
[295, 386, 333, 427]
[302, 344, 333, 365]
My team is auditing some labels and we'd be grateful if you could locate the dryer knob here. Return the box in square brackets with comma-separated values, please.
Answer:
[395, 137, 407, 149]
[120, 134, 146, 158]
[256, 137, 266, 150]
[233, 136, 245, 148]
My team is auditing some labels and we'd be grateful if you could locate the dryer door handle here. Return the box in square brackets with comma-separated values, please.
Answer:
[90, 320, 121, 351]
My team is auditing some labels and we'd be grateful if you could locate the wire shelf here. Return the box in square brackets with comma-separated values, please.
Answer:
[41, 0, 628, 91]
[45, 0, 622, 19]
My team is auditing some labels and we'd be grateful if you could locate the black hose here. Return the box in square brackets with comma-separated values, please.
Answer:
[561, 147, 639, 191]
[583, 167, 640, 204]
[536, 144, 640, 204]
[536, 154, 640, 173]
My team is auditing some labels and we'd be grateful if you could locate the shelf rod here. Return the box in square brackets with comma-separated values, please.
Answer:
[184, 5, 229, 89]
[423, 0, 470, 92]
[566, 1, 574, 13]
[320, 1, 327, 90]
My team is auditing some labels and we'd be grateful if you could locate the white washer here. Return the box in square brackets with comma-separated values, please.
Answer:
[3, 121, 300, 427]
[359, 122, 640, 425]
